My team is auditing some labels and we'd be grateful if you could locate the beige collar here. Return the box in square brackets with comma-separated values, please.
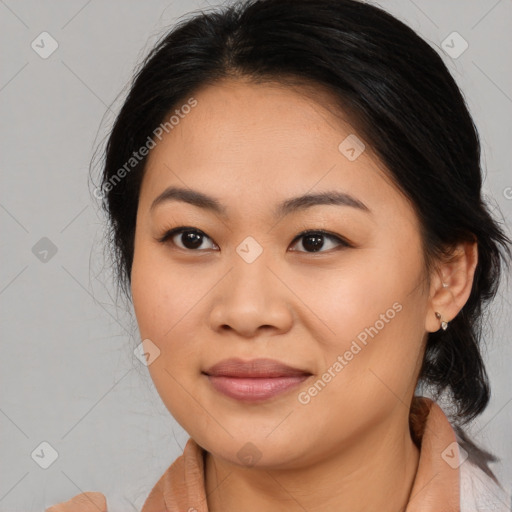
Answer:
[141, 396, 460, 512]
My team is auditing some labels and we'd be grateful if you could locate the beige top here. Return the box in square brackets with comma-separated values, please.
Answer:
[45, 397, 507, 511]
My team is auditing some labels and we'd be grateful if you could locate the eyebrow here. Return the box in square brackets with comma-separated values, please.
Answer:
[150, 186, 370, 218]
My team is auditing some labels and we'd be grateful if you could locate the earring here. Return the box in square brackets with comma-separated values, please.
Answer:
[442, 282, 449, 288]
[435, 312, 448, 331]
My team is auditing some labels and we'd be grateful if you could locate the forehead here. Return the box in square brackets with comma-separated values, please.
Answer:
[139, 79, 410, 222]
[171, 78, 357, 162]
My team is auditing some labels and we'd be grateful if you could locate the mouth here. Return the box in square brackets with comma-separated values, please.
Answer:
[202, 358, 312, 402]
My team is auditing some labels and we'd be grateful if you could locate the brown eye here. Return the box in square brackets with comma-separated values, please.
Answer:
[289, 230, 350, 253]
[159, 227, 218, 251]
[158, 227, 349, 253]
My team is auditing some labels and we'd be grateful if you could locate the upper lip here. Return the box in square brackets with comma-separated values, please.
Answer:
[203, 358, 312, 378]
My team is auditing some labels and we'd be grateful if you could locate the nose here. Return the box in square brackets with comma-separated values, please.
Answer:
[208, 252, 294, 339]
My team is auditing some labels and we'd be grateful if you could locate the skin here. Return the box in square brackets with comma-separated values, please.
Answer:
[130, 78, 478, 512]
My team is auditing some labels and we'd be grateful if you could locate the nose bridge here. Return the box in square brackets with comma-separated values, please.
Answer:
[208, 238, 293, 335]
[227, 237, 275, 303]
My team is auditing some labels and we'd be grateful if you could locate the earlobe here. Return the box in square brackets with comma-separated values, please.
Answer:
[434, 311, 448, 331]
[425, 240, 478, 333]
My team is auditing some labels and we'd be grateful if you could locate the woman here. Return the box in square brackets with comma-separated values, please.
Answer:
[47, 0, 511, 510]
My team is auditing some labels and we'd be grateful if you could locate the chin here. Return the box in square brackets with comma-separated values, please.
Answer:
[193, 426, 316, 469]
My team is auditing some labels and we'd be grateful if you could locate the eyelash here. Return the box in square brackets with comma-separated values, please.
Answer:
[156, 226, 352, 253]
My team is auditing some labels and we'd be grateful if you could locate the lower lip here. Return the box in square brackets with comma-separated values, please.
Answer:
[206, 375, 310, 402]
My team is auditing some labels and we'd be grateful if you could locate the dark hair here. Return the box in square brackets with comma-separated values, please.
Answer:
[94, 0, 511, 476]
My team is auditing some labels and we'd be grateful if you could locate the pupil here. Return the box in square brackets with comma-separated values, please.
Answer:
[183, 231, 202, 249]
[179, 232, 326, 251]
[303, 234, 324, 252]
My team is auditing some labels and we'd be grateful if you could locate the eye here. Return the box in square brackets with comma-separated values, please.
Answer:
[158, 227, 351, 253]
[158, 227, 218, 251]
[289, 230, 350, 253]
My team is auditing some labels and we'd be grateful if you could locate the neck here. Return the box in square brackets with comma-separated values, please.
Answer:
[205, 411, 420, 512]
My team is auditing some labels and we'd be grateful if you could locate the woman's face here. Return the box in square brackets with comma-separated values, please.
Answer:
[131, 79, 433, 468]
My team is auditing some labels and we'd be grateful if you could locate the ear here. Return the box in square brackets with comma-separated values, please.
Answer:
[425, 240, 478, 333]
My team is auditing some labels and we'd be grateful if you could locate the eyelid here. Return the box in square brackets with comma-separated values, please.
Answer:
[157, 226, 217, 249]
[157, 226, 352, 252]
[289, 229, 352, 251]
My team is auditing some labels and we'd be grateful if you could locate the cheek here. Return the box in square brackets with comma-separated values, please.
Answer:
[297, 245, 426, 401]
[130, 243, 216, 396]
[290, 252, 406, 347]
[131, 243, 199, 342]
[131, 246, 205, 419]
[296, 299, 425, 437]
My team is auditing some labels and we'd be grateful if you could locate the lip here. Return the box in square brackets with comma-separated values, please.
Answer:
[203, 358, 312, 402]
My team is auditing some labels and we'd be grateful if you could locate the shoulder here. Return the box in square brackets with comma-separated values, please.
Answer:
[45, 492, 107, 512]
[460, 459, 511, 512]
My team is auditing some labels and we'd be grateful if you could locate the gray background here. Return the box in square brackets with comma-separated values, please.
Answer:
[1, 0, 511, 510]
